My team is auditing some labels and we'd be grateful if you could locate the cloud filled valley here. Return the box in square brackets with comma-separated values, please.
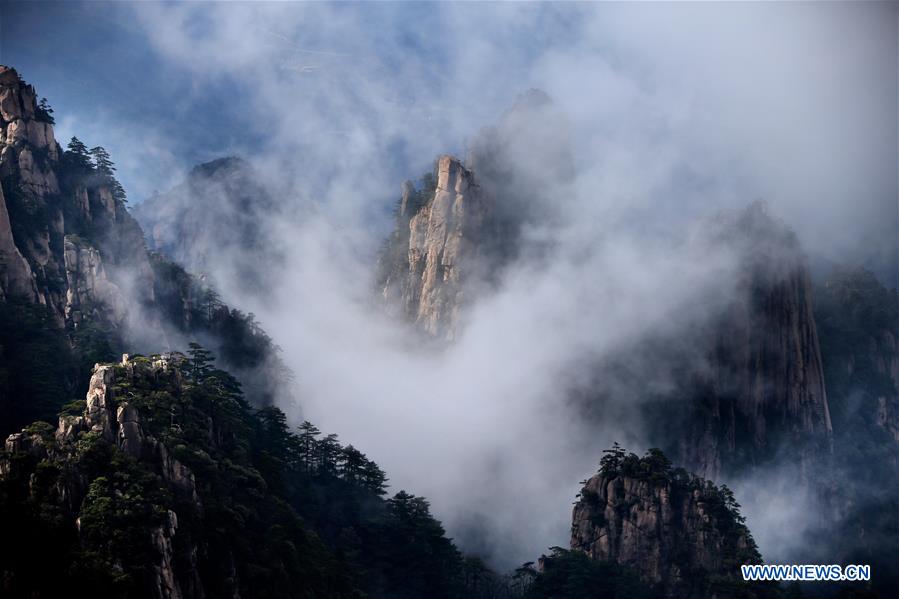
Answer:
[1, 2, 897, 597]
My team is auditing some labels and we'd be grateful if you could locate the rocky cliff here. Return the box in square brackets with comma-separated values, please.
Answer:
[380, 155, 489, 339]
[0, 66, 286, 436]
[816, 266, 899, 444]
[1, 355, 200, 599]
[659, 203, 833, 480]
[379, 90, 573, 339]
[808, 266, 899, 589]
[0, 65, 152, 329]
[570, 447, 765, 598]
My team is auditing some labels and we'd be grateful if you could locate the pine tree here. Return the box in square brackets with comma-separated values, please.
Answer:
[338, 445, 366, 484]
[599, 442, 627, 475]
[256, 406, 292, 462]
[88, 146, 127, 204]
[36, 97, 55, 124]
[297, 421, 320, 474]
[316, 433, 341, 476]
[361, 459, 388, 495]
[187, 342, 215, 382]
[63, 137, 93, 174]
[201, 287, 222, 323]
[110, 178, 127, 205]
[89, 146, 116, 177]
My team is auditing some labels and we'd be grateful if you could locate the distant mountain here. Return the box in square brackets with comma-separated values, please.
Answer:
[378, 90, 574, 340]
[375, 96, 897, 593]
[4, 64, 898, 598]
[132, 156, 283, 299]
[812, 266, 899, 588]
[672, 202, 832, 480]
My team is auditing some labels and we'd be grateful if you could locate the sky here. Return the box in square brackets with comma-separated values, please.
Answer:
[3, 1, 896, 277]
[2, 0, 897, 569]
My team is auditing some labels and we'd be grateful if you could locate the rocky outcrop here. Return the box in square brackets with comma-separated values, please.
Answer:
[0, 182, 37, 301]
[0, 65, 156, 328]
[0, 65, 64, 310]
[2, 355, 198, 599]
[63, 236, 127, 328]
[0, 66, 59, 197]
[381, 156, 489, 339]
[151, 510, 185, 599]
[379, 91, 573, 339]
[571, 450, 761, 598]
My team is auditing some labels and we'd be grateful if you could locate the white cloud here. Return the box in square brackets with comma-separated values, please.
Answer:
[118, 0, 897, 568]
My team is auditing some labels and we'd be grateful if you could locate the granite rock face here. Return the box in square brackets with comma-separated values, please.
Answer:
[0, 65, 156, 329]
[570, 452, 761, 598]
[3, 356, 198, 599]
[0, 65, 63, 310]
[0, 182, 37, 301]
[674, 203, 833, 480]
[381, 156, 489, 339]
[64, 236, 127, 328]
[379, 91, 573, 339]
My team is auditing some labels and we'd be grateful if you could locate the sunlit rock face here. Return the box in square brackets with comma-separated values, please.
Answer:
[379, 90, 574, 339]
[379, 90, 833, 481]
[0, 65, 156, 328]
[381, 155, 489, 339]
[0, 182, 36, 302]
[1, 65, 63, 310]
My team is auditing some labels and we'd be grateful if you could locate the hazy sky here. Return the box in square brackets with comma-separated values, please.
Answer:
[3, 2, 896, 276]
[2, 0, 897, 569]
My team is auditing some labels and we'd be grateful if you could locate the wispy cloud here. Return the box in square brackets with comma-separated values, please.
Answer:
[26, 0, 896, 569]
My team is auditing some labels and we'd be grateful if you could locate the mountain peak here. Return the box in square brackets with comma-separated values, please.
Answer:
[188, 156, 249, 178]
[0, 65, 22, 85]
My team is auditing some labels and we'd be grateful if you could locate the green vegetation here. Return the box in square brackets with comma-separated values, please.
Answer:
[0, 296, 123, 438]
[515, 547, 651, 599]
[585, 445, 777, 598]
[0, 348, 497, 598]
[89, 145, 127, 204]
[814, 266, 899, 594]
[35, 97, 55, 124]
[149, 251, 290, 406]
[597, 444, 759, 554]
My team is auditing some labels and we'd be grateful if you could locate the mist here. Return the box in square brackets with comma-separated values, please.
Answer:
[44, 1, 894, 570]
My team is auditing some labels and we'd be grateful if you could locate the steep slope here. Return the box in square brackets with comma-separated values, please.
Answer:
[0, 65, 152, 326]
[378, 90, 573, 339]
[379, 93, 831, 481]
[672, 203, 832, 479]
[379, 156, 489, 339]
[811, 266, 899, 592]
[570, 447, 775, 598]
[0, 66, 285, 435]
[817, 266, 899, 444]
[132, 157, 282, 297]
[0, 352, 493, 599]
